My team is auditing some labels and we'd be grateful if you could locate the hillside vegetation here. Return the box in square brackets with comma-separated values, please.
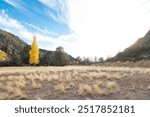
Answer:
[0, 29, 74, 66]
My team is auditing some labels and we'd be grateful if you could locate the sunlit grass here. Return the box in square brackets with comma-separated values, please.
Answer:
[0, 66, 149, 99]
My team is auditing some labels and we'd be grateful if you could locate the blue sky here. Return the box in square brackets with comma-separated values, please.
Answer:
[0, 0, 150, 58]
[0, 0, 74, 53]
[0, 0, 71, 41]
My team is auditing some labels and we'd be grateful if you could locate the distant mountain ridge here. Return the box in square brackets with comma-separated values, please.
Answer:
[112, 30, 150, 61]
[0, 29, 75, 66]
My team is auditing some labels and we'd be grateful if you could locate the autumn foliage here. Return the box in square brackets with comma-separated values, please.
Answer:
[29, 36, 39, 65]
[0, 50, 7, 62]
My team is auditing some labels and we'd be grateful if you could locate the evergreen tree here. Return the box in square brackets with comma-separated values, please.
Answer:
[29, 36, 39, 65]
[54, 47, 69, 66]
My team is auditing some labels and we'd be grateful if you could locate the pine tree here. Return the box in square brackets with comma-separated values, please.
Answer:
[29, 36, 39, 65]
[0, 50, 7, 62]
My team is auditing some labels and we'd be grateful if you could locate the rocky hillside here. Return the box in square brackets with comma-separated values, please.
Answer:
[112, 30, 150, 61]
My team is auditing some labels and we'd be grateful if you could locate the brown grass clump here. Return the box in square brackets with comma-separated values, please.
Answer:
[55, 83, 66, 93]
[106, 81, 117, 89]
[105, 81, 119, 94]
[95, 80, 103, 86]
[147, 85, 150, 90]
[11, 88, 27, 99]
[78, 82, 118, 96]
[14, 79, 26, 89]
[93, 84, 105, 95]
[0, 93, 9, 100]
[31, 80, 42, 89]
[65, 82, 75, 90]
[6, 85, 14, 94]
[78, 84, 93, 95]
[0, 86, 27, 100]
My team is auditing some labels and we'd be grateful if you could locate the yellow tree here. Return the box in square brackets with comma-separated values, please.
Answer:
[29, 36, 39, 65]
[0, 50, 7, 62]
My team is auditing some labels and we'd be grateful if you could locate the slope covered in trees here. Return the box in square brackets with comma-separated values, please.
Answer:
[0, 29, 74, 66]
[0, 29, 30, 65]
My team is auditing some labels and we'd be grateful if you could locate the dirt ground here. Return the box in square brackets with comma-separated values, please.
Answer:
[0, 66, 150, 100]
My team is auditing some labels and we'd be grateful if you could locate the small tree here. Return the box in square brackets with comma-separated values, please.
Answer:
[98, 57, 104, 63]
[94, 56, 97, 63]
[29, 36, 39, 65]
[54, 47, 69, 66]
[76, 56, 82, 64]
[0, 50, 7, 62]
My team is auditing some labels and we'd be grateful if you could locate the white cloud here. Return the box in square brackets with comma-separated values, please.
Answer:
[4, 0, 24, 9]
[0, 10, 33, 41]
[39, 0, 57, 9]
[0, 10, 77, 53]
[39, 0, 68, 12]
[0, 10, 50, 42]
[39, 0, 69, 24]
[66, 0, 150, 58]
[25, 22, 58, 36]
[4, 0, 18, 7]
[1, 0, 150, 58]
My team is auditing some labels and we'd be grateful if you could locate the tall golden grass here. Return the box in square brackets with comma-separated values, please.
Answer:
[0, 66, 150, 99]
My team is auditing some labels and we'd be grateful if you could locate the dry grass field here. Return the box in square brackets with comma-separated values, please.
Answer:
[0, 66, 150, 100]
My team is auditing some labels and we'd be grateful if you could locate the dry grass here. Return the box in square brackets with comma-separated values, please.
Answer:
[65, 82, 75, 89]
[78, 81, 119, 96]
[55, 83, 66, 93]
[31, 80, 42, 89]
[147, 85, 150, 90]
[78, 84, 93, 95]
[96, 60, 150, 68]
[106, 81, 117, 89]
[0, 84, 27, 100]
[92, 84, 105, 95]
[0, 66, 149, 99]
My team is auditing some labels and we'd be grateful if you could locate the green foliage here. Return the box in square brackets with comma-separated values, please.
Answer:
[98, 57, 104, 63]
[40, 51, 55, 66]
[0, 29, 27, 65]
[0, 29, 74, 66]
[21, 45, 30, 65]
[40, 49, 70, 66]
[54, 51, 69, 66]
[76, 56, 82, 64]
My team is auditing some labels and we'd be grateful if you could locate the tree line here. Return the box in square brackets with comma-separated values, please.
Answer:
[0, 35, 106, 66]
[0, 36, 70, 66]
